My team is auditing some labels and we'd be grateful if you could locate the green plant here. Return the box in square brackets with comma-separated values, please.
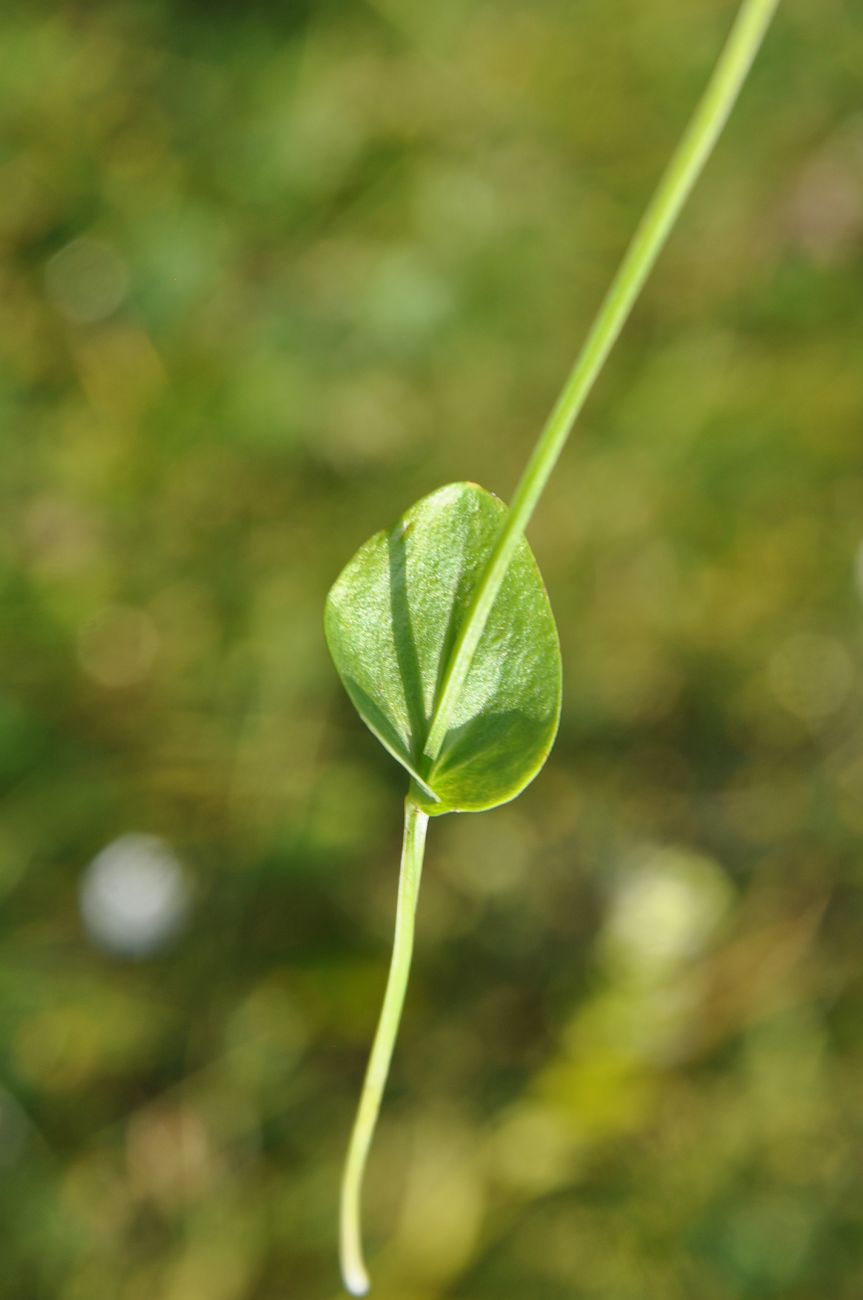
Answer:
[325, 0, 780, 1291]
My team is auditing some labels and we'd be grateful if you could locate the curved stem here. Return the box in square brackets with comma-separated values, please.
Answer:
[423, 0, 781, 764]
[340, 797, 430, 1295]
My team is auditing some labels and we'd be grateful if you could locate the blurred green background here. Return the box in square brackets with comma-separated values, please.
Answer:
[2, 1, 862, 1296]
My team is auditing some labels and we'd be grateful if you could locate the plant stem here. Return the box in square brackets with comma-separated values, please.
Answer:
[340, 797, 430, 1296]
[423, 0, 780, 765]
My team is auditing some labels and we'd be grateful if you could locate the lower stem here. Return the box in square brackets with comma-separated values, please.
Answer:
[339, 796, 430, 1296]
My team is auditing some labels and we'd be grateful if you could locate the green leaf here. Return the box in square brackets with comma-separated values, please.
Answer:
[324, 482, 561, 815]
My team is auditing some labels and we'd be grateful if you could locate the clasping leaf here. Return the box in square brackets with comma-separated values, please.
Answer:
[325, 482, 561, 815]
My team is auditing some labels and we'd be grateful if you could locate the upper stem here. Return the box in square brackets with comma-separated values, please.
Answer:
[339, 797, 430, 1295]
[423, 0, 781, 764]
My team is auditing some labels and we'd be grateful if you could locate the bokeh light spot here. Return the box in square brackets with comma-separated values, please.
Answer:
[77, 605, 160, 689]
[602, 845, 733, 976]
[767, 632, 853, 722]
[44, 236, 129, 324]
[80, 833, 190, 958]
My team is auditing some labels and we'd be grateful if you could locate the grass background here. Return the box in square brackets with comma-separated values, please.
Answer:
[1, 1, 862, 1296]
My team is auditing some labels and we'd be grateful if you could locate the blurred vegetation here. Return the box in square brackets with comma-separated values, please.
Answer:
[1, 0, 862, 1296]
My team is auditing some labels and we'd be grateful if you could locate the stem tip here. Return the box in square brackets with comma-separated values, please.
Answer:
[342, 1260, 370, 1297]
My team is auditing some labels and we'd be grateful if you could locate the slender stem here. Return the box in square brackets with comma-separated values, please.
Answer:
[340, 797, 430, 1296]
[423, 0, 780, 764]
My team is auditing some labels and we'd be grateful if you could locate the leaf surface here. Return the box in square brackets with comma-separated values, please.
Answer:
[325, 482, 561, 815]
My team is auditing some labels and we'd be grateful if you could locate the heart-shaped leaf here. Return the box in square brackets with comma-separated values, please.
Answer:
[325, 482, 561, 815]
